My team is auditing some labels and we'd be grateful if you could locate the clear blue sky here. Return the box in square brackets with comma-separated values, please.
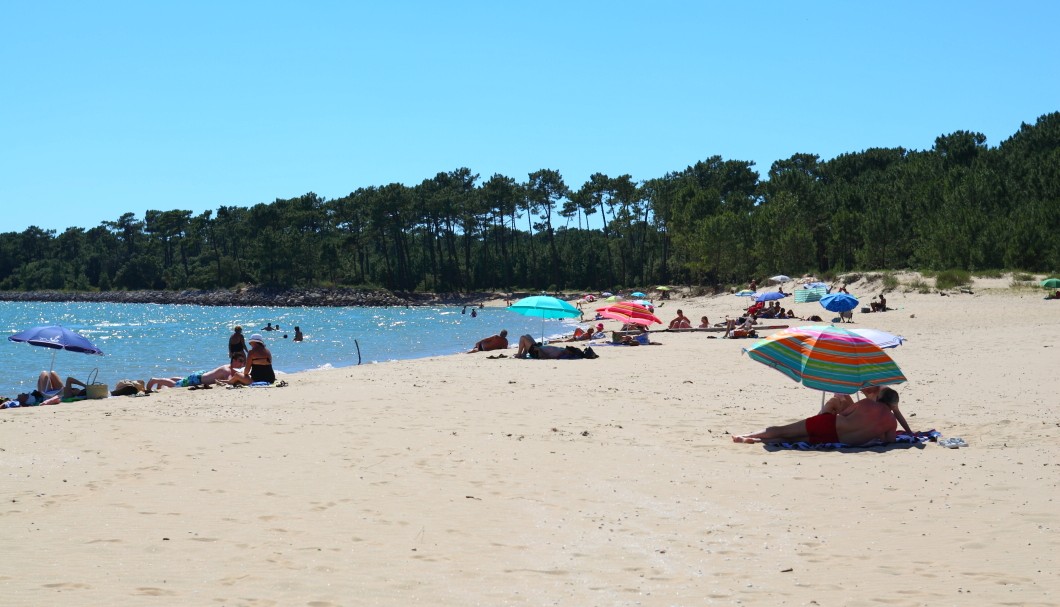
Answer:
[3, 1, 1057, 233]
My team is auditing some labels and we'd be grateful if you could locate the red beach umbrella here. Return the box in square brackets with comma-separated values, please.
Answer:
[596, 301, 662, 326]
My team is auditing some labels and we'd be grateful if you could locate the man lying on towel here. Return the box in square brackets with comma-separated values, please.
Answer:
[732, 387, 902, 446]
[146, 354, 253, 391]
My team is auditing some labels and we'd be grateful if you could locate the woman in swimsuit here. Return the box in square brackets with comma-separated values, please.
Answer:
[228, 326, 248, 359]
[244, 334, 276, 384]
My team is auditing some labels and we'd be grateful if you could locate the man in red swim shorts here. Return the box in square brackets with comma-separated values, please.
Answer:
[803, 413, 840, 444]
[732, 388, 902, 446]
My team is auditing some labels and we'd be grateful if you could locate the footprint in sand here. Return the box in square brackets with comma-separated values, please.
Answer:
[43, 582, 92, 590]
[133, 587, 177, 596]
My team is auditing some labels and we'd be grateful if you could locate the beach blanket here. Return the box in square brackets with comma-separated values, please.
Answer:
[764, 429, 941, 451]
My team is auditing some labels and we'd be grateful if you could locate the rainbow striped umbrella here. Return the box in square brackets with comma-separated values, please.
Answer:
[742, 325, 906, 395]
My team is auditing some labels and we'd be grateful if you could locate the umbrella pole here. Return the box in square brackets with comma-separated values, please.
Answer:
[49, 350, 56, 375]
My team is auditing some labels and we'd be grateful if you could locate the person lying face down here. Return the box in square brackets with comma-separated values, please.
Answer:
[732, 387, 905, 446]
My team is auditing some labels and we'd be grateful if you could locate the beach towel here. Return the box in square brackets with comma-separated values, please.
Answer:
[763, 430, 941, 450]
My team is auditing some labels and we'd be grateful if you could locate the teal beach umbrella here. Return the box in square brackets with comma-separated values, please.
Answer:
[507, 296, 581, 341]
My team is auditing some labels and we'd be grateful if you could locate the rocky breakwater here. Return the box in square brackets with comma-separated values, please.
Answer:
[0, 287, 414, 308]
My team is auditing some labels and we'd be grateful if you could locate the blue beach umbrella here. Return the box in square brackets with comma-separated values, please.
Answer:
[631, 291, 647, 298]
[508, 295, 581, 341]
[754, 291, 788, 303]
[8, 325, 104, 373]
[820, 293, 859, 312]
[735, 290, 756, 297]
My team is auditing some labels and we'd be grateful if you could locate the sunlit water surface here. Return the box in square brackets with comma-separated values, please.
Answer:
[0, 301, 580, 397]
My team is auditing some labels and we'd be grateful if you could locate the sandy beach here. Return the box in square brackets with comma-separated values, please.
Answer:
[3, 275, 1059, 606]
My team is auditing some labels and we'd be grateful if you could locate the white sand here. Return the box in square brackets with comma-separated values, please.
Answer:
[3, 276, 1059, 606]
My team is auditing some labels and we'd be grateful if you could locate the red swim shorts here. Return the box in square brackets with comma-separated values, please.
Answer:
[804, 413, 840, 444]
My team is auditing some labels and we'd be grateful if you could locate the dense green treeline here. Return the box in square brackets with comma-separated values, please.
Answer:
[2, 113, 1058, 294]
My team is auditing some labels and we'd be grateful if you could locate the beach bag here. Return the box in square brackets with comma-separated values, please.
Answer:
[85, 368, 109, 400]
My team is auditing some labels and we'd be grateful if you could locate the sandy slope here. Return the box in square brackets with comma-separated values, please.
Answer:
[2, 276, 1058, 606]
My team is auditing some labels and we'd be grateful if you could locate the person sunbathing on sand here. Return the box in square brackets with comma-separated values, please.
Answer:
[668, 309, 692, 329]
[468, 329, 508, 352]
[821, 386, 912, 434]
[3, 369, 81, 406]
[6, 389, 62, 407]
[732, 387, 902, 446]
[515, 334, 538, 358]
[147, 355, 252, 391]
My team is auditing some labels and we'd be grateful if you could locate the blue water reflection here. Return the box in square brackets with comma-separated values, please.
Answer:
[0, 302, 582, 397]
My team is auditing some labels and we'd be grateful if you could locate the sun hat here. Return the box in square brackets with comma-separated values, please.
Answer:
[596, 323, 604, 330]
[248, 333, 265, 344]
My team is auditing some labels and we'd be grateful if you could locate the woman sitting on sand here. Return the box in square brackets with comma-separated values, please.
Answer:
[244, 334, 276, 384]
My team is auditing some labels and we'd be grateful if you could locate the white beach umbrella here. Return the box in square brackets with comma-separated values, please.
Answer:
[848, 328, 906, 349]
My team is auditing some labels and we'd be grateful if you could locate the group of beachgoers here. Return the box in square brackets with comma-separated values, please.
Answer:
[1, 325, 290, 410]
[152, 325, 279, 390]
[467, 327, 604, 359]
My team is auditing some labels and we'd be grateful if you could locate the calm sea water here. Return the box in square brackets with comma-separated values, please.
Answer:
[0, 301, 582, 398]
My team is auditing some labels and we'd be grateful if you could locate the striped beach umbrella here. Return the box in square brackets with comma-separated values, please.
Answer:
[793, 286, 827, 303]
[742, 325, 906, 395]
[596, 301, 661, 326]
